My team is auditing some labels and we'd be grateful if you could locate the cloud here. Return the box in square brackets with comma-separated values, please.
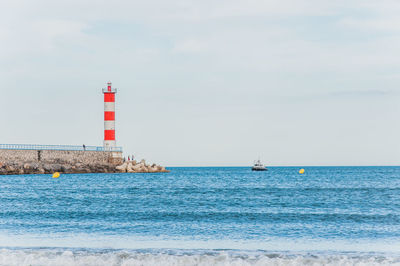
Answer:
[172, 39, 209, 53]
[339, 18, 400, 32]
[329, 89, 393, 97]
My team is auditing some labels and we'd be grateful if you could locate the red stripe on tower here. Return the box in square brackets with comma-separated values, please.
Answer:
[104, 111, 115, 120]
[104, 130, 115, 140]
[104, 93, 115, 102]
[102, 82, 117, 149]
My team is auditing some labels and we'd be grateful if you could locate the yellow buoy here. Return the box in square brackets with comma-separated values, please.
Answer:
[299, 169, 305, 174]
[52, 172, 60, 178]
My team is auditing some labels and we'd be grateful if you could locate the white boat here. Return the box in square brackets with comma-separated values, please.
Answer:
[252, 159, 267, 171]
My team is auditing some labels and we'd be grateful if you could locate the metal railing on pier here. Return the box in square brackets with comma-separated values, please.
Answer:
[102, 88, 117, 93]
[0, 144, 122, 152]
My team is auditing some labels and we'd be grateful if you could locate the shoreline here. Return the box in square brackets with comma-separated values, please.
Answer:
[0, 246, 398, 266]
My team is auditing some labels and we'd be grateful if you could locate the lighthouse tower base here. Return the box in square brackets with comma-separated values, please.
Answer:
[104, 140, 116, 150]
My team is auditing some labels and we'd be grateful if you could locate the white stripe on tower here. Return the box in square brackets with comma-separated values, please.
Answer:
[104, 121, 115, 130]
[104, 102, 115, 112]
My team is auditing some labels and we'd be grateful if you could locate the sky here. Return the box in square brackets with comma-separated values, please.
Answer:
[0, 0, 399, 166]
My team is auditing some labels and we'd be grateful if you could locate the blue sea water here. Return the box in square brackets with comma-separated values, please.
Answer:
[0, 166, 399, 265]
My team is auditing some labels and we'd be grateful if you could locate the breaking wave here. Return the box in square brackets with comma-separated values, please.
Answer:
[0, 248, 399, 266]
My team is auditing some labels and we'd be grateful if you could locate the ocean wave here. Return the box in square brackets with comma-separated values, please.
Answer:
[0, 248, 399, 266]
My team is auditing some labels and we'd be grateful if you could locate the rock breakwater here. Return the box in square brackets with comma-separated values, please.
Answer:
[0, 160, 168, 175]
[0, 161, 117, 175]
[116, 159, 169, 173]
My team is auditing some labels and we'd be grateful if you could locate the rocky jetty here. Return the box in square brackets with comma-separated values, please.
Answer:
[0, 160, 168, 175]
[0, 161, 117, 175]
[116, 159, 169, 173]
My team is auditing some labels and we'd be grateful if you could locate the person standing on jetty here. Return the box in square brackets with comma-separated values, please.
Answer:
[83, 144, 86, 151]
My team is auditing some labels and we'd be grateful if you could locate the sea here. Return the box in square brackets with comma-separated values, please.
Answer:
[0, 166, 399, 265]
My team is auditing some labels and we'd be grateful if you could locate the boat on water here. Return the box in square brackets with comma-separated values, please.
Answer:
[252, 159, 267, 171]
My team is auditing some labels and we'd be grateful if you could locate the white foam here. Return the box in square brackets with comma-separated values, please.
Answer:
[0, 249, 399, 266]
[1, 233, 400, 253]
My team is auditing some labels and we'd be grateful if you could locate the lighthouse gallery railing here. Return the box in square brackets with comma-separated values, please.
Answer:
[0, 144, 122, 152]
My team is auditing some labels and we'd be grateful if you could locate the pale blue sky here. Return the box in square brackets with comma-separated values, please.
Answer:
[0, 0, 399, 166]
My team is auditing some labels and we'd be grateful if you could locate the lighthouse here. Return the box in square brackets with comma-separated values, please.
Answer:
[103, 82, 117, 149]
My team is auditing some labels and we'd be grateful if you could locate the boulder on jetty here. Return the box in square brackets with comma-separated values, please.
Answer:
[115, 159, 169, 173]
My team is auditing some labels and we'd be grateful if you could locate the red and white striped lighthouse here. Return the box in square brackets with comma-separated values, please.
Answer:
[102, 82, 117, 149]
